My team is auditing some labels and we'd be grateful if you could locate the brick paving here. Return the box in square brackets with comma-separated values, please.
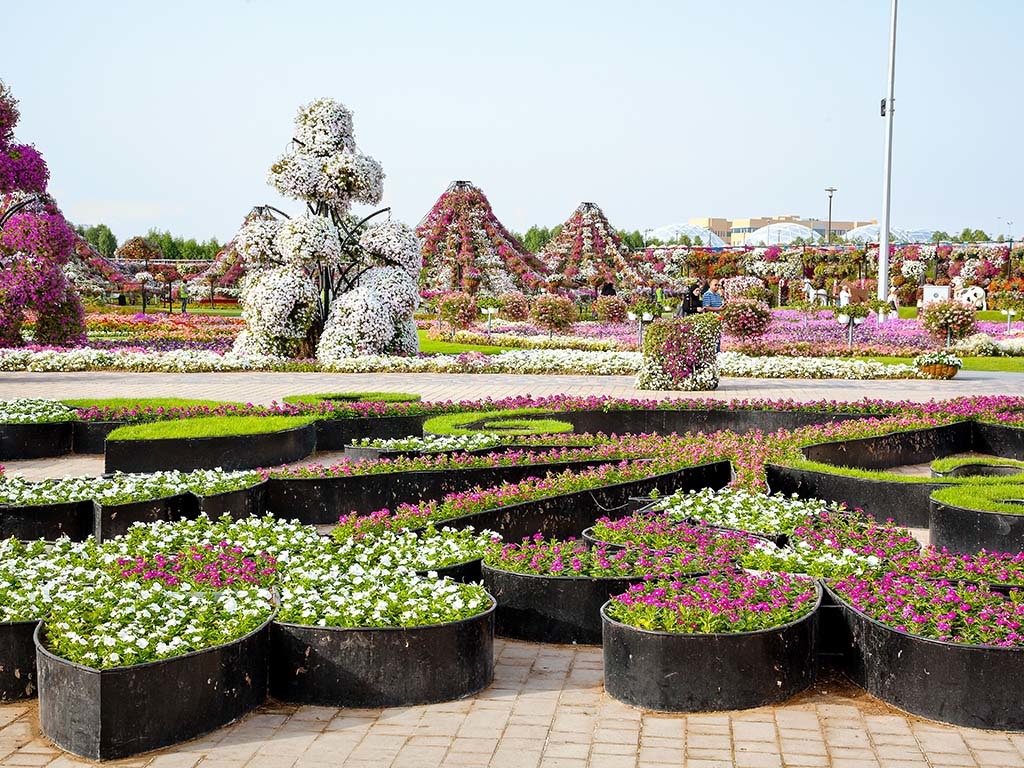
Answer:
[3, 370, 1024, 765]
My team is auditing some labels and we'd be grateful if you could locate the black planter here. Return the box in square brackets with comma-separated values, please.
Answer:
[35, 615, 272, 760]
[265, 457, 647, 526]
[105, 423, 317, 473]
[313, 414, 428, 452]
[417, 558, 483, 583]
[482, 564, 641, 645]
[0, 500, 93, 541]
[930, 499, 1024, 555]
[559, 409, 866, 438]
[974, 422, 1024, 461]
[269, 603, 495, 707]
[766, 464, 936, 528]
[801, 422, 974, 471]
[827, 584, 1024, 730]
[92, 494, 189, 542]
[0, 421, 74, 461]
[0, 620, 39, 701]
[602, 584, 821, 712]
[72, 420, 126, 455]
[190, 481, 268, 521]
[341, 445, 502, 463]
[430, 462, 733, 543]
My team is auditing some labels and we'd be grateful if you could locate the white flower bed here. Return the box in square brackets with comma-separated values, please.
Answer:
[654, 488, 844, 534]
[0, 469, 262, 507]
[353, 433, 504, 452]
[0, 398, 77, 424]
[741, 539, 882, 578]
[718, 352, 920, 380]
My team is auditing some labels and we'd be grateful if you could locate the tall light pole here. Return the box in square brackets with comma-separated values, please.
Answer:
[825, 187, 837, 246]
[877, 0, 898, 312]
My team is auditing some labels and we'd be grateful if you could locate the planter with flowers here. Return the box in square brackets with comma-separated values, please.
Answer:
[913, 351, 962, 380]
[827, 575, 1024, 730]
[482, 536, 737, 644]
[636, 315, 721, 391]
[602, 572, 820, 712]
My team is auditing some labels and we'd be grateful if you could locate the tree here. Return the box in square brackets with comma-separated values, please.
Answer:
[679, 234, 692, 247]
[617, 230, 646, 250]
[521, 225, 553, 253]
[931, 231, 951, 243]
[74, 223, 118, 257]
[693, 236, 703, 246]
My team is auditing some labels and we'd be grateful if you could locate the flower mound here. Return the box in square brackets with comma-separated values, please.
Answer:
[636, 315, 721, 391]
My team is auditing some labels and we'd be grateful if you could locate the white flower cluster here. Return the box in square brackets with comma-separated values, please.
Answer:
[274, 215, 342, 270]
[959, 259, 979, 282]
[234, 218, 284, 269]
[354, 433, 504, 452]
[0, 469, 261, 507]
[900, 260, 926, 281]
[718, 352, 921, 380]
[745, 250, 803, 280]
[331, 526, 499, 571]
[235, 266, 318, 357]
[267, 98, 383, 213]
[653, 487, 844, 534]
[0, 347, 287, 373]
[316, 221, 422, 361]
[742, 539, 881, 578]
[0, 398, 77, 424]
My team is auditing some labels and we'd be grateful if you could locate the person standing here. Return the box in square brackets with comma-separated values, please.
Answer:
[838, 284, 851, 308]
[180, 283, 189, 314]
[700, 279, 725, 313]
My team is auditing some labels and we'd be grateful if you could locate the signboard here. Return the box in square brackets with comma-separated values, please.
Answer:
[922, 285, 950, 304]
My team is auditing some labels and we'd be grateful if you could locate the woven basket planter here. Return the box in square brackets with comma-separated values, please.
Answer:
[918, 364, 959, 379]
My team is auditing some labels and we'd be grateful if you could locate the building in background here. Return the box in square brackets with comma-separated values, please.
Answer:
[687, 215, 876, 246]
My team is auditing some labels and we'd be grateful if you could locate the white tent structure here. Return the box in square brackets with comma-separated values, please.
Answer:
[845, 224, 913, 244]
[643, 223, 726, 247]
[743, 223, 821, 246]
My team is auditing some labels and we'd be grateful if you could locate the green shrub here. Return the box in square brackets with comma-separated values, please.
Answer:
[530, 294, 577, 336]
[594, 296, 628, 323]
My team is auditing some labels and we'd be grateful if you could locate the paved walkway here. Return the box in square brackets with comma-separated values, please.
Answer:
[3, 641, 1023, 768]
[3, 370, 1024, 765]
[0, 369, 1022, 406]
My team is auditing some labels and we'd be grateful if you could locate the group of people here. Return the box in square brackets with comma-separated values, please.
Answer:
[674, 279, 725, 317]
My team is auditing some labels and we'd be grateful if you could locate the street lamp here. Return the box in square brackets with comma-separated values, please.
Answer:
[825, 187, 837, 246]
[877, 0, 898, 318]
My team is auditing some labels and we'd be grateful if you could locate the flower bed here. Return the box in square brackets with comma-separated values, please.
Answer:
[602, 572, 820, 712]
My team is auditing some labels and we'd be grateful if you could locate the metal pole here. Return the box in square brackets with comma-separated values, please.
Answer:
[878, 0, 898, 314]
[825, 187, 836, 246]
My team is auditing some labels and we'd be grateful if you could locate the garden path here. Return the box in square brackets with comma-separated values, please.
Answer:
[0, 369, 1022, 406]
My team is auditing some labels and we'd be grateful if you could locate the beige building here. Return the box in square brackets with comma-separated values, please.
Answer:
[690, 215, 876, 246]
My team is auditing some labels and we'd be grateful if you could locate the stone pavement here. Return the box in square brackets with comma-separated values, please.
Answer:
[0, 369, 1022, 407]
[3, 640, 1024, 768]
[3, 370, 1024, 766]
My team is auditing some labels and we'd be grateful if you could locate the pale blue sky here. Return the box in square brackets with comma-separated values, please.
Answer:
[4, 1, 1021, 242]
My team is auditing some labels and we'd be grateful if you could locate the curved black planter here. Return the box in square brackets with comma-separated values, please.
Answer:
[92, 494, 189, 542]
[602, 585, 821, 712]
[826, 584, 1024, 730]
[801, 423, 974, 471]
[417, 557, 483, 584]
[191, 481, 268, 521]
[766, 464, 936, 528]
[35, 615, 272, 760]
[313, 414, 428, 452]
[482, 564, 642, 645]
[930, 499, 1024, 555]
[72, 420, 126, 455]
[0, 620, 39, 701]
[931, 463, 1024, 479]
[974, 422, 1024, 461]
[265, 457, 655, 526]
[0, 421, 74, 461]
[0, 500, 93, 541]
[105, 423, 317, 473]
[269, 603, 494, 707]
[559, 409, 866, 438]
[425, 462, 732, 543]
[581, 527, 626, 553]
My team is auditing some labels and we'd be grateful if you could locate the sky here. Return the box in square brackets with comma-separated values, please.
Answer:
[3, 0, 1022, 244]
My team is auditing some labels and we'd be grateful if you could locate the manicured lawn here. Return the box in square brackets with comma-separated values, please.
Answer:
[896, 306, 1011, 323]
[107, 415, 314, 440]
[865, 356, 1024, 373]
[417, 330, 510, 355]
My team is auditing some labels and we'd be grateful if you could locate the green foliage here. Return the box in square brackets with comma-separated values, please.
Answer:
[74, 223, 118, 258]
[519, 225, 555, 253]
[617, 230, 647, 250]
[142, 229, 223, 261]
[930, 456, 1024, 474]
[62, 397, 236, 410]
[107, 415, 314, 441]
[281, 392, 422, 406]
[423, 408, 574, 437]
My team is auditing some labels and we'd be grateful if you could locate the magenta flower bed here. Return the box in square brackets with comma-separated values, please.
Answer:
[114, 543, 278, 589]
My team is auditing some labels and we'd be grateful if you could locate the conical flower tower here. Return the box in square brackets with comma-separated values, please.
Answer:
[418, 180, 546, 295]
[539, 202, 639, 294]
